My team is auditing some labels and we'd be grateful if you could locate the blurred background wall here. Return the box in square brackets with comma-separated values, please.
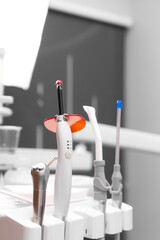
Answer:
[124, 0, 160, 239]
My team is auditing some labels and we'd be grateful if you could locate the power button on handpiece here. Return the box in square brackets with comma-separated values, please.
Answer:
[65, 152, 72, 159]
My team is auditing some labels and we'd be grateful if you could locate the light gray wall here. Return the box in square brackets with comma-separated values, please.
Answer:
[50, 0, 131, 16]
[124, 1, 160, 239]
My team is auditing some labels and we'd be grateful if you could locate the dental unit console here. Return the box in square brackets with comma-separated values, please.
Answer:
[0, 82, 133, 240]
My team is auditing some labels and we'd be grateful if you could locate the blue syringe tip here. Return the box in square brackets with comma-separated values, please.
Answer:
[116, 100, 123, 109]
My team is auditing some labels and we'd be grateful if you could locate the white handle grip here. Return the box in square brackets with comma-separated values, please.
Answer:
[54, 119, 72, 219]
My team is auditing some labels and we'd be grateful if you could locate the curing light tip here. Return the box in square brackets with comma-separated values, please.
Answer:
[56, 80, 63, 87]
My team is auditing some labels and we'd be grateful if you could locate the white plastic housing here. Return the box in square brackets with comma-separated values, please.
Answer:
[43, 214, 64, 240]
[54, 117, 72, 219]
[65, 212, 84, 240]
[71, 200, 105, 239]
[0, 207, 41, 240]
[106, 201, 122, 234]
[121, 202, 133, 231]
[106, 199, 133, 234]
[0, 192, 133, 239]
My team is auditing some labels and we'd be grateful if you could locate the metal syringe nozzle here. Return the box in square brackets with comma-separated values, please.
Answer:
[31, 163, 50, 226]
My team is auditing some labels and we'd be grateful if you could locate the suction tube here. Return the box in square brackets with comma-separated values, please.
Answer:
[110, 100, 123, 240]
[115, 100, 122, 165]
[83, 105, 110, 240]
[83, 106, 103, 160]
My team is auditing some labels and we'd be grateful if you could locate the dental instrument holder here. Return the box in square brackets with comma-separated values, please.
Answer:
[31, 163, 50, 226]
[93, 160, 110, 201]
[110, 164, 123, 208]
[93, 160, 110, 239]
[83, 105, 111, 239]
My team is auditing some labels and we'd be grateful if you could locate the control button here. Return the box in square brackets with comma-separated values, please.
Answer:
[65, 152, 72, 159]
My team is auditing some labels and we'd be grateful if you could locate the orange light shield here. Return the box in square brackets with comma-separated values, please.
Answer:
[44, 114, 86, 133]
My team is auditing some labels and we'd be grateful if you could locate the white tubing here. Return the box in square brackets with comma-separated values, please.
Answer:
[83, 106, 103, 160]
[115, 108, 121, 165]
[73, 121, 160, 155]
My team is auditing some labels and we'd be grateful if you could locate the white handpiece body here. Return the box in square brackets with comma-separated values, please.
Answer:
[54, 115, 72, 220]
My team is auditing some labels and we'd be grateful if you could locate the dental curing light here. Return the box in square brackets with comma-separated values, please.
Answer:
[31, 163, 50, 226]
[44, 80, 86, 220]
[110, 100, 123, 240]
